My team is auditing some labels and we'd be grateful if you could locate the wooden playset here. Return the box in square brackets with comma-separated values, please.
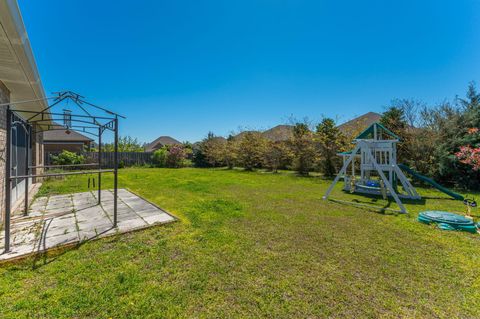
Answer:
[323, 122, 420, 214]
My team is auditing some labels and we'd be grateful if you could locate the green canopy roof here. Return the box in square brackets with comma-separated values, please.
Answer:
[355, 122, 400, 140]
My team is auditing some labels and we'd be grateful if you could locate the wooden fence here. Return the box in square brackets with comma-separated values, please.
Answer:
[45, 151, 154, 168]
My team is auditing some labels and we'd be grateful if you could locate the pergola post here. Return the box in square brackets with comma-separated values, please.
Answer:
[4, 107, 12, 253]
[24, 125, 30, 215]
[98, 126, 102, 205]
[113, 117, 118, 227]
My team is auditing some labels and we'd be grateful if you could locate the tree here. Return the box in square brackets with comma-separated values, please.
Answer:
[103, 135, 144, 152]
[418, 83, 480, 189]
[458, 82, 480, 112]
[380, 106, 411, 163]
[383, 99, 437, 175]
[192, 143, 209, 167]
[264, 141, 292, 173]
[315, 118, 347, 177]
[449, 83, 480, 188]
[224, 135, 239, 169]
[421, 102, 463, 182]
[389, 98, 426, 127]
[202, 132, 227, 167]
[380, 107, 408, 136]
[289, 123, 316, 175]
[237, 131, 267, 170]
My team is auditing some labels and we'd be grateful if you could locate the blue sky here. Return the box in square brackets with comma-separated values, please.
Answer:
[19, 0, 480, 143]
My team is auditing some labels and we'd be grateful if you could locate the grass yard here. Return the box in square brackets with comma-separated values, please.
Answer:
[1, 168, 480, 318]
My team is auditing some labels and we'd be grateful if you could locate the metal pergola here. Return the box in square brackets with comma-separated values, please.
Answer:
[2, 91, 125, 253]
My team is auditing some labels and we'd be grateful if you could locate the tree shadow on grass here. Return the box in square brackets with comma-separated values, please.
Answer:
[349, 198, 397, 215]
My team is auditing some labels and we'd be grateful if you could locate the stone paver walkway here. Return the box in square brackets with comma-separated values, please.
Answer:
[0, 189, 175, 261]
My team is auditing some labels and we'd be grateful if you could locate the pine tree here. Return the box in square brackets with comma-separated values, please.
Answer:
[290, 123, 316, 175]
[315, 118, 347, 177]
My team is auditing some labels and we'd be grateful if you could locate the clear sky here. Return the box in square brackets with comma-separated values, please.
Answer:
[19, 0, 480, 143]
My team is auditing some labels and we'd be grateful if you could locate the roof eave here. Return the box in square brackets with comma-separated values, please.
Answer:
[0, 0, 48, 121]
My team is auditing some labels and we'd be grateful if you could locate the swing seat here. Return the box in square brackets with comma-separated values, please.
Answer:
[354, 182, 389, 200]
[365, 180, 380, 187]
[463, 199, 477, 207]
[355, 184, 382, 191]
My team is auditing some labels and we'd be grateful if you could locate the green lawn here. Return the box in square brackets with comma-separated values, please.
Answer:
[1, 168, 480, 318]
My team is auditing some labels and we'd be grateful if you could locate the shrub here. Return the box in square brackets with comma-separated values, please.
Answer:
[50, 150, 85, 166]
[151, 148, 168, 167]
[166, 145, 187, 168]
[182, 159, 194, 167]
[192, 143, 210, 167]
[456, 144, 480, 171]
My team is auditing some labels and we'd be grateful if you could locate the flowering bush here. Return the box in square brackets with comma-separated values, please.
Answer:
[455, 127, 480, 171]
[166, 145, 187, 168]
[151, 145, 188, 168]
[456, 146, 480, 171]
[468, 127, 479, 134]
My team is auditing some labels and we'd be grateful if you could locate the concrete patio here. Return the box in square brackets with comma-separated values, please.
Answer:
[0, 189, 175, 261]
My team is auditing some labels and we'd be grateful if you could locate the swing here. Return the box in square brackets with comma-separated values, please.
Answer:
[379, 180, 387, 200]
[349, 175, 356, 193]
[365, 180, 380, 188]
[352, 179, 382, 191]
[463, 197, 477, 219]
[87, 174, 96, 189]
[355, 183, 381, 191]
